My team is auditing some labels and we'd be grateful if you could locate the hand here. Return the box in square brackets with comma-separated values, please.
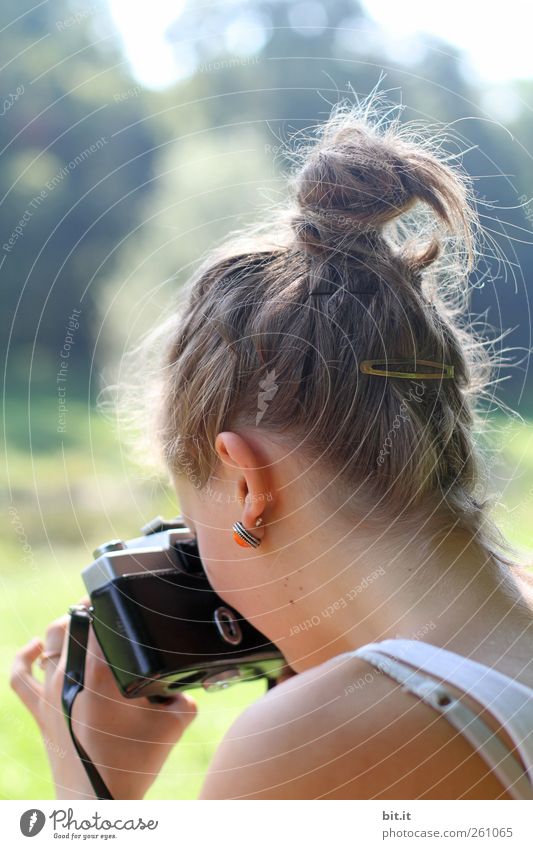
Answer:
[10, 597, 198, 800]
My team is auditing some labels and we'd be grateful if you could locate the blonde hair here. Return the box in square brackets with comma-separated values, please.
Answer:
[109, 91, 518, 564]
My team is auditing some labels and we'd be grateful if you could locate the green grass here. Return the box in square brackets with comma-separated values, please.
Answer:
[1, 399, 533, 799]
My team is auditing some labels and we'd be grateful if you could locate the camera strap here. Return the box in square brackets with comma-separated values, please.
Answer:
[61, 605, 114, 800]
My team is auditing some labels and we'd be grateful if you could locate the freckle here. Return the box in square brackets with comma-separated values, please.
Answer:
[298, 586, 303, 591]
[289, 598, 294, 604]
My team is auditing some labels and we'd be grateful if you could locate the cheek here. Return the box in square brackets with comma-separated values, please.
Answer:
[197, 525, 239, 592]
[197, 526, 261, 610]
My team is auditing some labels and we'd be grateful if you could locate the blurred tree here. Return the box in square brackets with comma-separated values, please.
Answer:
[0, 0, 159, 400]
[1, 0, 531, 414]
[100, 0, 533, 412]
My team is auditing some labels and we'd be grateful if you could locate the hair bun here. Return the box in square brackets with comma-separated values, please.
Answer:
[288, 99, 475, 274]
[296, 130, 413, 227]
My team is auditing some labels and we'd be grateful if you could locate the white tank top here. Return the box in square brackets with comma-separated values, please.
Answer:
[350, 638, 533, 800]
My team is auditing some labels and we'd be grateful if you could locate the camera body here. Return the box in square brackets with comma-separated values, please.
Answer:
[82, 516, 286, 698]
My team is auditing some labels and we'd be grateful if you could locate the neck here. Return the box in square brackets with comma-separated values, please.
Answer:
[272, 517, 531, 673]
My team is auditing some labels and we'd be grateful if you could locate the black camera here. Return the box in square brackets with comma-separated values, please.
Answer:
[62, 514, 288, 797]
[79, 515, 287, 698]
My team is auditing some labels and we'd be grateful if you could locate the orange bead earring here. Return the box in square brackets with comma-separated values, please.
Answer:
[232, 516, 263, 548]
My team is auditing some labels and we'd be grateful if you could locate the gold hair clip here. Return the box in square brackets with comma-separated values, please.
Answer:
[359, 359, 454, 379]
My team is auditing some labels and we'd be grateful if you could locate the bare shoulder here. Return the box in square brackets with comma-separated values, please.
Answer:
[198, 651, 511, 800]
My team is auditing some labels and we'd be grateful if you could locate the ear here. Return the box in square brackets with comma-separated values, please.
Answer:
[214, 431, 272, 526]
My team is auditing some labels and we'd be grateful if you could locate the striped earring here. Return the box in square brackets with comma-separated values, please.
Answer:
[232, 516, 263, 548]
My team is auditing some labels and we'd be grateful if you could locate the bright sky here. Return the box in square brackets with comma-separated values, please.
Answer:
[105, 0, 533, 92]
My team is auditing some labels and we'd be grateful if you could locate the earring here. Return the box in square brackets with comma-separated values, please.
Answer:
[232, 516, 263, 548]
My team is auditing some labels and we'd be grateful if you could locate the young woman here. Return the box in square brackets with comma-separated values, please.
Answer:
[11, 94, 533, 800]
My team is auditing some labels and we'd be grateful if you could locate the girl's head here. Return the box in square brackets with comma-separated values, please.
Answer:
[116, 92, 513, 617]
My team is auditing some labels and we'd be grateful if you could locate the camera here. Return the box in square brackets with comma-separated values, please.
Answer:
[80, 515, 287, 698]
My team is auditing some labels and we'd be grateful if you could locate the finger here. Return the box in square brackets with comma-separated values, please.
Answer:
[44, 614, 70, 652]
[76, 594, 91, 608]
[41, 628, 69, 683]
[10, 637, 44, 716]
[41, 612, 75, 684]
[47, 614, 71, 685]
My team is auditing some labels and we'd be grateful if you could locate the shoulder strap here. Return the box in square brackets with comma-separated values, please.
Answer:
[61, 605, 114, 800]
[353, 647, 533, 799]
[353, 640, 533, 798]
